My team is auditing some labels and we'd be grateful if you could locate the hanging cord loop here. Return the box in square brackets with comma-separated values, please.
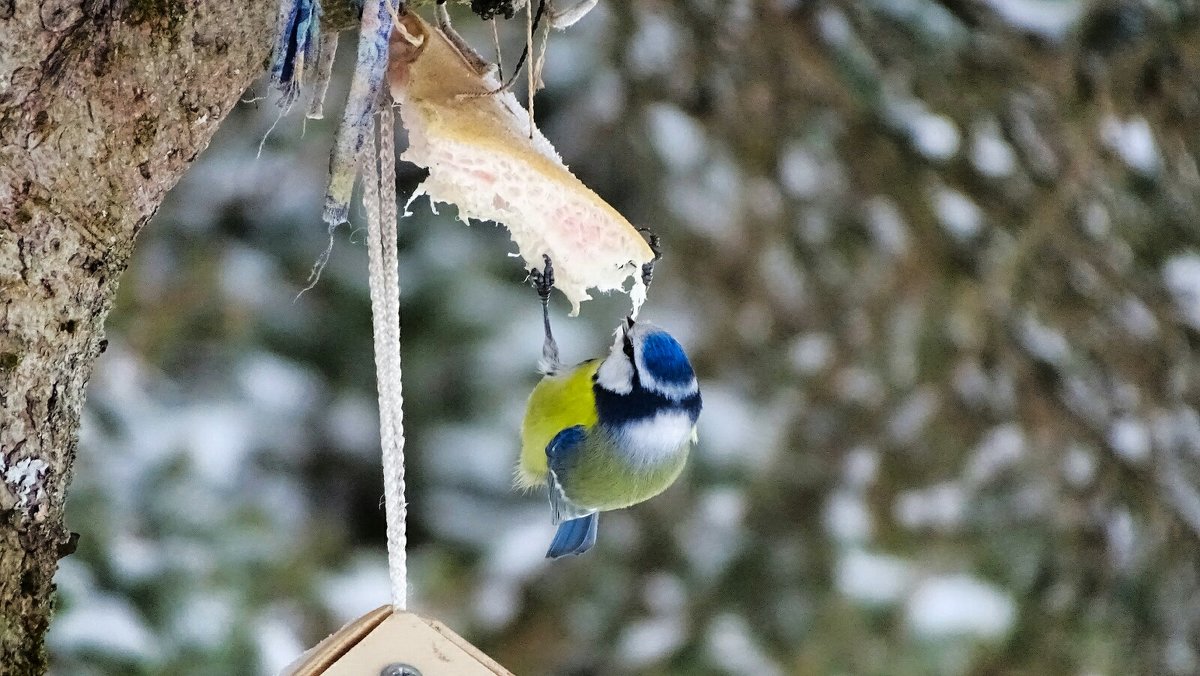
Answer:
[363, 93, 407, 611]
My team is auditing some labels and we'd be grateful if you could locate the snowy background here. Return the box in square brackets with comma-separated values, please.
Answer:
[50, 1, 1200, 674]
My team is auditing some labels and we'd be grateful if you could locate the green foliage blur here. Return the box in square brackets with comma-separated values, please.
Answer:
[52, 1, 1200, 674]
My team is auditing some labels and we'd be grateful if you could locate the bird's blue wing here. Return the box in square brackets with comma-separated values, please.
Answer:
[547, 425, 588, 471]
[547, 513, 599, 558]
[545, 426, 592, 524]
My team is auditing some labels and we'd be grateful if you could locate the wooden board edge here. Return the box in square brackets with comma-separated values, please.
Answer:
[280, 605, 394, 676]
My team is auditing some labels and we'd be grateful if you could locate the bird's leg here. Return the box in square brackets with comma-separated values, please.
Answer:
[435, 0, 492, 74]
[471, 0, 547, 96]
[529, 254, 561, 373]
[638, 228, 663, 290]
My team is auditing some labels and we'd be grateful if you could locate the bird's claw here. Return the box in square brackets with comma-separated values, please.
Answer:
[529, 254, 555, 302]
[638, 229, 662, 289]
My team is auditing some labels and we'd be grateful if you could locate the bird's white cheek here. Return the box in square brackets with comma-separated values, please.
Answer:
[596, 355, 633, 394]
[615, 412, 695, 465]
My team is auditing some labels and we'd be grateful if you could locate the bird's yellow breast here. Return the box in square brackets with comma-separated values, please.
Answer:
[516, 359, 601, 490]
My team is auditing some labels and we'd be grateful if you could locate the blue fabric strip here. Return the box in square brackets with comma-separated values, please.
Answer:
[270, 0, 322, 106]
[323, 0, 395, 226]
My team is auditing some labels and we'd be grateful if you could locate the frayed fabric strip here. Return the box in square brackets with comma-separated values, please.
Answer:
[306, 32, 340, 120]
[270, 0, 323, 107]
[323, 0, 396, 226]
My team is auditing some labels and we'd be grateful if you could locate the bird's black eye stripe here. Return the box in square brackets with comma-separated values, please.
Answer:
[622, 333, 634, 360]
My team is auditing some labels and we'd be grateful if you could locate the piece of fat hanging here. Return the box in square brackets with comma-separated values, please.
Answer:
[388, 12, 654, 316]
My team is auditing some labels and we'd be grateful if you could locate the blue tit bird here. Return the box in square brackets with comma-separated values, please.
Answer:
[516, 255, 701, 559]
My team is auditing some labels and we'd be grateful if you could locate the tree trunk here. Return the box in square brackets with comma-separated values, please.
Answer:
[0, 0, 273, 670]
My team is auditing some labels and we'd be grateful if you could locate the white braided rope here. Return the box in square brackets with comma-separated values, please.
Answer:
[363, 98, 408, 611]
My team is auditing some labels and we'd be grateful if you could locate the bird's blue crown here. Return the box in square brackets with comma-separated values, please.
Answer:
[639, 331, 694, 387]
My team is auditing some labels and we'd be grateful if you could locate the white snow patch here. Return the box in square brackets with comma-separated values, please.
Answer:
[906, 574, 1016, 639]
[1153, 407, 1200, 456]
[909, 113, 961, 161]
[1100, 114, 1161, 176]
[887, 388, 939, 445]
[1062, 443, 1097, 488]
[324, 394, 381, 456]
[617, 615, 687, 667]
[895, 482, 966, 531]
[425, 424, 512, 491]
[824, 490, 872, 543]
[320, 555, 393, 624]
[1116, 295, 1159, 341]
[3, 456, 49, 513]
[1068, 258, 1101, 297]
[53, 558, 95, 599]
[835, 366, 884, 407]
[965, 424, 1025, 486]
[817, 6, 854, 46]
[51, 594, 158, 659]
[109, 531, 164, 582]
[256, 610, 307, 676]
[843, 446, 880, 489]
[779, 143, 823, 199]
[1164, 254, 1200, 330]
[882, 91, 960, 163]
[426, 490, 538, 547]
[678, 489, 748, 579]
[236, 353, 318, 417]
[836, 549, 915, 606]
[628, 11, 680, 76]
[477, 522, 554, 627]
[695, 387, 771, 470]
[537, 3, 609, 82]
[1106, 507, 1138, 571]
[761, 245, 807, 308]
[474, 576, 522, 630]
[872, 0, 965, 43]
[161, 537, 218, 577]
[1108, 417, 1152, 465]
[932, 187, 983, 241]
[952, 359, 990, 408]
[865, 195, 909, 257]
[484, 521, 551, 582]
[667, 155, 742, 238]
[980, 0, 1084, 41]
[647, 104, 706, 171]
[1018, 313, 1070, 365]
[642, 573, 688, 614]
[180, 405, 254, 487]
[220, 245, 279, 308]
[788, 333, 834, 375]
[173, 592, 235, 649]
[970, 118, 1017, 178]
[706, 613, 784, 676]
[1166, 636, 1199, 675]
[1062, 374, 1111, 426]
[1081, 200, 1111, 239]
[582, 69, 626, 124]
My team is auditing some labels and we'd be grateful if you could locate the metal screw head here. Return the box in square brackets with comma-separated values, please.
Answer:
[381, 664, 422, 676]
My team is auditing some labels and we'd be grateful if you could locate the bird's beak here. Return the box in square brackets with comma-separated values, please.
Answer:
[625, 315, 636, 330]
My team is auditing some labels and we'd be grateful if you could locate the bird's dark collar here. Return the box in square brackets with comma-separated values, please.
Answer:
[592, 376, 701, 425]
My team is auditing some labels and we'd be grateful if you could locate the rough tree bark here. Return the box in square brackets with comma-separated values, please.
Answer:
[0, 0, 273, 670]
